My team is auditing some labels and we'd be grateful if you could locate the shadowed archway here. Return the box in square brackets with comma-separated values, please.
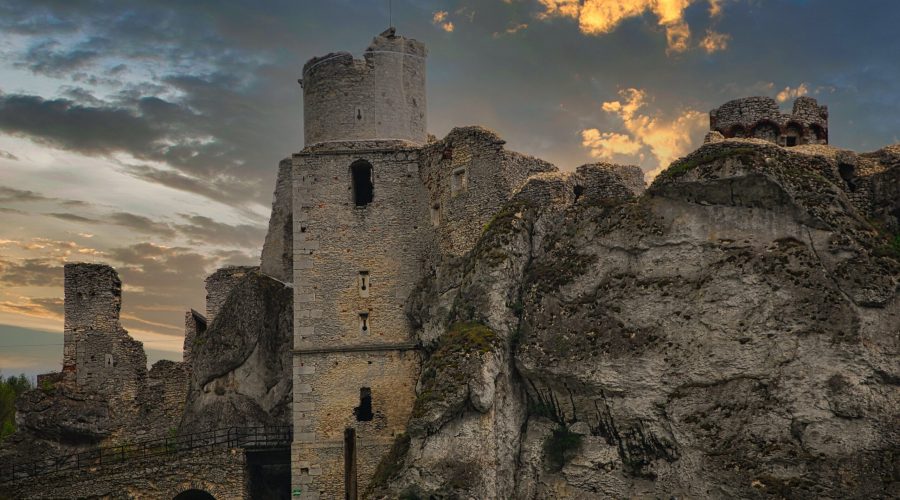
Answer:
[173, 490, 216, 500]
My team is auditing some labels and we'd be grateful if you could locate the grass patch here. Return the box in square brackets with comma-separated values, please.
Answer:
[873, 234, 900, 260]
[664, 147, 757, 177]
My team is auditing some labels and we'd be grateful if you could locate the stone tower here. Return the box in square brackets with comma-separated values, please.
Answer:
[291, 29, 430, 498]
[709, 96, 828, 146]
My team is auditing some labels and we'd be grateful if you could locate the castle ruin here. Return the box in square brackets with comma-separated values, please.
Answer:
[290, 28, 553, 498]
[709, 95, 828, 146]
[5, 24, 875, 500]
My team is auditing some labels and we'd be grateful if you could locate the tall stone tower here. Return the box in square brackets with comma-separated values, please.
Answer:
[291, 28, 430, 498]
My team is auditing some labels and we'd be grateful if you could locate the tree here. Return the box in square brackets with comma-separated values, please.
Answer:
[0, 373, 32, 440]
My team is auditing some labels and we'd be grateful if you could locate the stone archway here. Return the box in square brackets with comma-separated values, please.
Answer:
[172, 489, 216, 500]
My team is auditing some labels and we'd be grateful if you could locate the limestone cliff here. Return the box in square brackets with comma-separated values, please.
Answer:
[372, 140, 900, 499]
[180, 269, 293, 432]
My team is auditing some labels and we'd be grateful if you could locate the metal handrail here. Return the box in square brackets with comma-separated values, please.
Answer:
[0, 426, 292, 483]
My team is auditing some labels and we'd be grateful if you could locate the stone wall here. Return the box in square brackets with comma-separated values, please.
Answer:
[260, 157, 294, 283]
[301, 28, 427, 146]
[140, 360, 189, 438]
[2, 448, 248, 499]
[419, 126, 556, 256]
[291, 141, 431, 498]
[709, 96, 828, 146]
[182, 309, 206, 367]
[63, 263, 123, 376]
[205, 266, 257, 325]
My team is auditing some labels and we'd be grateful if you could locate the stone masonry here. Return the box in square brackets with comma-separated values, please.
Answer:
[205, 265, 257, 325]
[709, 96, 828, 146]
[291, 29, 556, 499]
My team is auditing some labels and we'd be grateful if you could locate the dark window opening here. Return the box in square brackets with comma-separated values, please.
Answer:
[573, 185, 584, 202]
[838, 163, 857, 192]
[442, 147, 453, 160]
[359, 271, 369, 291]
[354, 387, 373, 421]
[785, 136, 798, 147]
[350, 161, 374, 206]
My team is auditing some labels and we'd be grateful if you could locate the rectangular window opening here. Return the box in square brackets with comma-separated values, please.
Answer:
[358, 271, 370, 297]
[358, 312, 369, 334]
[354, 387, 373, 422]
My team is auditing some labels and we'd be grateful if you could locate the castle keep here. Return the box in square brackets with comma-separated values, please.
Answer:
[709, 96, 828, 146]
[290, 28, 552, 498]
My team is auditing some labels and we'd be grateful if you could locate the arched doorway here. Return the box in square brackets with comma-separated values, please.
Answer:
[173, 490, 216, 500]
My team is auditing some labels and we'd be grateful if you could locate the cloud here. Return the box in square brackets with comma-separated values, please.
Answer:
[15, 39, 101, 77]
[433, 11, 455, 32]
[581, 88, 707, 178]
[536, 0, 725, 53]
[0, 258, 65, 287]
[776, 83, 809, 103]
[174, 214, 266, 249]
[494, 22, 529, 37]
[45, 212, 99, 223]
[0, 186, 50, 203]
[0, 150, 18, 160]
[0, 297, 64, 320]
[700, 30, 730, 53]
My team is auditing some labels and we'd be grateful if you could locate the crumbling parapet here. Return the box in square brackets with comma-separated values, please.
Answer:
[301, 28, 427, 146]
[205, 266, 257, 325]
[709, 96, 828, 146]
[62, 263, 123, 376]
[182, 309, 207, 367]
[260, 157, 294, 283]
[419, 126, 556, 256]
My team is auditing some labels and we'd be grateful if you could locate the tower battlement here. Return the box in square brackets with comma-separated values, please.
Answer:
[709, 96, 828, 146]
[301, 28, 427, 146]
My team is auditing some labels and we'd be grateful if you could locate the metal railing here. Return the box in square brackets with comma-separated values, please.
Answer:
[0, 426, 291, 483]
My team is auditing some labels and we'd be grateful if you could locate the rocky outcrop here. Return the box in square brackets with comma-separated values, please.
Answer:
[179, 268, 293, 432]
[375, 141, 900, 499]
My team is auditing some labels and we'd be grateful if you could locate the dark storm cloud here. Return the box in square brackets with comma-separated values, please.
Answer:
[16, 40, 101, 77]
[0, 94, 160, 156]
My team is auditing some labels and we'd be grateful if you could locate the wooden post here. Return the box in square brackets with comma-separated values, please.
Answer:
[344, 427, 358, 500]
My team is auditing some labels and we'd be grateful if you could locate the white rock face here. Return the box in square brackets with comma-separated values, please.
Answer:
[371, 143, 900, 499]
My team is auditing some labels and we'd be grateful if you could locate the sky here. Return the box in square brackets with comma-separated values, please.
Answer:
[1, 0, 898, 378]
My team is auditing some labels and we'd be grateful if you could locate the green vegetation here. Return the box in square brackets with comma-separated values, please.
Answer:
[873, 234, 900, 260]
[543, 425, 584, 472]
[1, 373, 32, 441]
[663, 147, 757, 177]
[412, 322, 499, 419]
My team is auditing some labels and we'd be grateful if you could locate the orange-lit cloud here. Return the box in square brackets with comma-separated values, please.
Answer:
[776, 83, 809, 102]
[537, 0, 727, 53]
[700, 29, 730, 53]
[433, 11, 455, 32]
[582, 88, 707, 178]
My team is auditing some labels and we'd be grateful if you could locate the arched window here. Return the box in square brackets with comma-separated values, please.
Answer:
[350, 160, 374, 206]
[784, 122, 803, 147]
[751, 121, 779, 142]
[727, 125, 747, 139]
[173, 490, 216, 500]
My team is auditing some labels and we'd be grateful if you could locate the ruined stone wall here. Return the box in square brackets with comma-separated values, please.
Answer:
[292, 350, 420, 498]
[140, 360, 189, 438]
[709, 96, 828, 145]
[63, 263, 123, 375]
[182, 309, 206, 367]
[75, 330, 146, 411]
[302, 29, 426, 146]
[260, 157, 294, 283]
[291, 142, 431, 498]
[205, 266, 257, 325]
[573, 163, 646, 203]
[419, 126, 556, 256]
[3, 448, 248, 499]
